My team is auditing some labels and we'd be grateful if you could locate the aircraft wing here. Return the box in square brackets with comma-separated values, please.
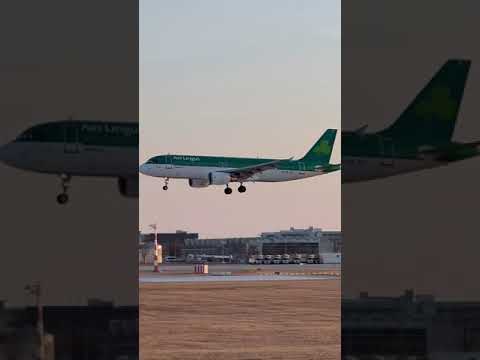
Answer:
[220, 158, 293, 181]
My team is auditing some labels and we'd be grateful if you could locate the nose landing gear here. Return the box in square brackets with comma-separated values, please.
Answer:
[57, 174, 71, 204]
[163, 178, 169, 191]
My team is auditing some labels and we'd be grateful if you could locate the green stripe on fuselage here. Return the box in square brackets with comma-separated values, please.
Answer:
[147, 154, 329, 172]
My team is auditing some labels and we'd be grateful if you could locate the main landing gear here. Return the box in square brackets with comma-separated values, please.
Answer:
[163, 178, 169, 191]
[224, 184, 247, 195]
[56, 174, 71, 205]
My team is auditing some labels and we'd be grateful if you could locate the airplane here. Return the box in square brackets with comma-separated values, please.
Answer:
[139, 129, 340, 194]
[342, 59, 480, 183]
[0, 119, 138, 204]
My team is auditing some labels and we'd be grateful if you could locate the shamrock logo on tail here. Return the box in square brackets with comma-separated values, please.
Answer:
[415, 86, 457, 122]
[313, 140, 331, 156]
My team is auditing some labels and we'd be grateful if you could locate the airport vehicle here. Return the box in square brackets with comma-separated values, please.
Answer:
[342, 59, 480, 183]
[264, 255, 273, 265]
[164, 256, 177, 263]
[191, 254, 233, 263]
[294, 254, 304, 264]
[139, 129, 340, 194]
[273, 255, 282, 264]
[281, 254, 291, 264]
[186, 254, 206, 263]
[0, 119, 138, 204]
[307, 254, 317, 264]
[255, 255, 264, 265]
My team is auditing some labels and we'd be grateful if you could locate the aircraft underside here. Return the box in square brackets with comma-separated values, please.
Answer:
[146, 165, 319, 182]
[143, 165, 324, 195]
[0, 142, 138, 204]
[342, 156, 443, 183]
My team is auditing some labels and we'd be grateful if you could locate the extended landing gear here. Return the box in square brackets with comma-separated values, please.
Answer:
[57, 174, 71, 204]
[163, 178, 169, 191]
[57, 193, 69, 204]
[224, 184, 246, 195]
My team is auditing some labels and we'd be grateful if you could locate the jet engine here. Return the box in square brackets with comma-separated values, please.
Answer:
[208, 172, 231, 185]
[118, 177, 138, 197]
[188, 178, 210, 188]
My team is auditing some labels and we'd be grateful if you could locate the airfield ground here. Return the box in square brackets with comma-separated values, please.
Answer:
[140, 279, 340, 360]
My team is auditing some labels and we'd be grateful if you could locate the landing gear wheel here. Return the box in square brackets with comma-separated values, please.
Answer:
[238, 185, 246, 193]
[224, 187, 233, 195]
[57, 174, 71, 204]
[163, 185, 168, 191]
[57, 193, 69, 204]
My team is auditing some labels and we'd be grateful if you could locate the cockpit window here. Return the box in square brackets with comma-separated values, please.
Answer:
[16, 129, 33, 141]
[15, 123, 62, 142]
[146, 156, 165, 164]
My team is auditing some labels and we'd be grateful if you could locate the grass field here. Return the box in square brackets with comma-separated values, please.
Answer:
[140, 280, 340, 360]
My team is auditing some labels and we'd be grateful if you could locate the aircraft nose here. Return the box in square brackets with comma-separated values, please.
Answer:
[139, 163, 149, 175]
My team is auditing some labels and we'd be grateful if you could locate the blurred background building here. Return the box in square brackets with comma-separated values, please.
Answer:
[139, 227, 342, 264]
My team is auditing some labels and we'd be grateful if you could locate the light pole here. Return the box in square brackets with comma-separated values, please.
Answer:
[25, 281, 44, 360]
[149, 224, 159, 272]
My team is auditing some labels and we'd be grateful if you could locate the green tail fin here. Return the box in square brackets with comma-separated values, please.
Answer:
[379, 59, 470, 146]
[300, 129, 337, 164]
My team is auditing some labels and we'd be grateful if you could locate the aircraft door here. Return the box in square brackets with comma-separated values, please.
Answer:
[64, 122, 80, 153]
[299, 162, 306, 171]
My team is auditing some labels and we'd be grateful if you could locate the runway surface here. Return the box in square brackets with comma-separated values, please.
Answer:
[140, 274, 336, 283]
[139, 263, 340, 283]
[139, 262, 340, 273]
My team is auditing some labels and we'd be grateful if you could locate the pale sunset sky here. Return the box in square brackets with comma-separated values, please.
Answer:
[140, 0, 340, 238]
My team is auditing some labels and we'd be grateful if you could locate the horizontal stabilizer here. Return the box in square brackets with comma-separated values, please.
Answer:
[354, 125, 368, 134]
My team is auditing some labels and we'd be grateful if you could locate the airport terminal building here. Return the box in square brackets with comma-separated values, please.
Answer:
[140, 227, 341, 263]
[259, 227, 341, 255]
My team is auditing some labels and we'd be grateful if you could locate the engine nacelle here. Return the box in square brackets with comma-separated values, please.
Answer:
[118, 177, 138, 197]
[208, 172, 231, 185]
[188, 178, 210, 188]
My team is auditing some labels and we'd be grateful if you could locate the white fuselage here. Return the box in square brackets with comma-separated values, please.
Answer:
[139, 163, 325, 183]
[342, 156, 443, 182]
[0, 141, 138, 177]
